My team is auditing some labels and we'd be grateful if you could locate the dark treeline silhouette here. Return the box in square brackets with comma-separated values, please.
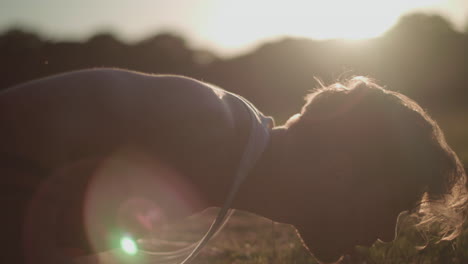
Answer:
[1, 13, 467, 123]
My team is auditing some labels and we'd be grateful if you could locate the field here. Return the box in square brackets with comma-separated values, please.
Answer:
[137, 209, 318, 264]
[128, 207, 468, 264]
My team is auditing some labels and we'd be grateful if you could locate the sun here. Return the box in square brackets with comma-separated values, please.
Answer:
[200, 0, 444, 54]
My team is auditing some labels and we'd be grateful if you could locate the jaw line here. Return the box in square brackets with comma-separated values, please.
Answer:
[315, 254, 345, 264]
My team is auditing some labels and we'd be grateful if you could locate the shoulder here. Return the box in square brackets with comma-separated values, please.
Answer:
[1, 68, 225, 110]
[0, 67, 252, 129]
[3, 67, 209, 93]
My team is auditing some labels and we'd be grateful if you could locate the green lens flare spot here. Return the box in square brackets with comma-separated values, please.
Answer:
[120, 237, 138, 255]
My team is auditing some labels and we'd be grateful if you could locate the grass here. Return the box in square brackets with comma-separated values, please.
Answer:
[143, 208, 468, 264]
[141, 209, 317, 264]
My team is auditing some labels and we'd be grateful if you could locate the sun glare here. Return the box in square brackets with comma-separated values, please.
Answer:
[121, 236, 138, 255]
[202, 0, 445, 53]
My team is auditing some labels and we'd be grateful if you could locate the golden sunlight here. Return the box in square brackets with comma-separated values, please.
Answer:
[202, 0, 445, 51]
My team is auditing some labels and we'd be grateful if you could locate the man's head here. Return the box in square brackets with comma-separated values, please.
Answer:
[278, 77, 467, 263]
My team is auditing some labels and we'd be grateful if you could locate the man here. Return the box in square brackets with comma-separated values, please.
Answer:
[1, 68, 466, 263]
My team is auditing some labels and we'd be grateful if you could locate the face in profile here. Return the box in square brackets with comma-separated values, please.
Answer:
[278, 78, 447, 263]
[282, 126, 426, 263]
[287, 153, 418, 263]
[296, 187, 412, 263]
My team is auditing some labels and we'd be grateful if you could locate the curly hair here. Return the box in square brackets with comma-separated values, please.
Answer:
[288, 76, 467, 242]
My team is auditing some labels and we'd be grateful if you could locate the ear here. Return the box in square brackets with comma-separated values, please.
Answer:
[285, 113, 301, 127]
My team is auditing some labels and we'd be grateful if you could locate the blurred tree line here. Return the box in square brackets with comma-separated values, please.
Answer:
[1, 13, 467, 161]
[1, 13, 467, 119]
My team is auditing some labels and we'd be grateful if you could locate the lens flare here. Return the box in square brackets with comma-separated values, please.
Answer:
[83, 149, 204, 254]
[120, 237, 138, 255]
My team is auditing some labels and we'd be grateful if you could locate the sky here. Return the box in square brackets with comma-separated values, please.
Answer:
[1, 0, 467, 57]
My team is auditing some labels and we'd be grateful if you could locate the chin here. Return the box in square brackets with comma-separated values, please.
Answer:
[296, 225, 353, 264]
[305, 240, 353, 264]
[314, 254, 344, 264]
[313, 253, 345, 264]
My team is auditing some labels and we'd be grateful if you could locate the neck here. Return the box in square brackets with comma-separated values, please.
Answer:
[231, 126, 293, 223]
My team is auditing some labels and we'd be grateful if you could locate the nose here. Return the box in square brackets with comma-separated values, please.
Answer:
[378, 230, 395, 243]
[377, 236, 393, 243]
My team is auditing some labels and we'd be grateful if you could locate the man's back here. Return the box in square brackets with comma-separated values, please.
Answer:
[0, 68, 245, 170]
[0, 68, 253, 263]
